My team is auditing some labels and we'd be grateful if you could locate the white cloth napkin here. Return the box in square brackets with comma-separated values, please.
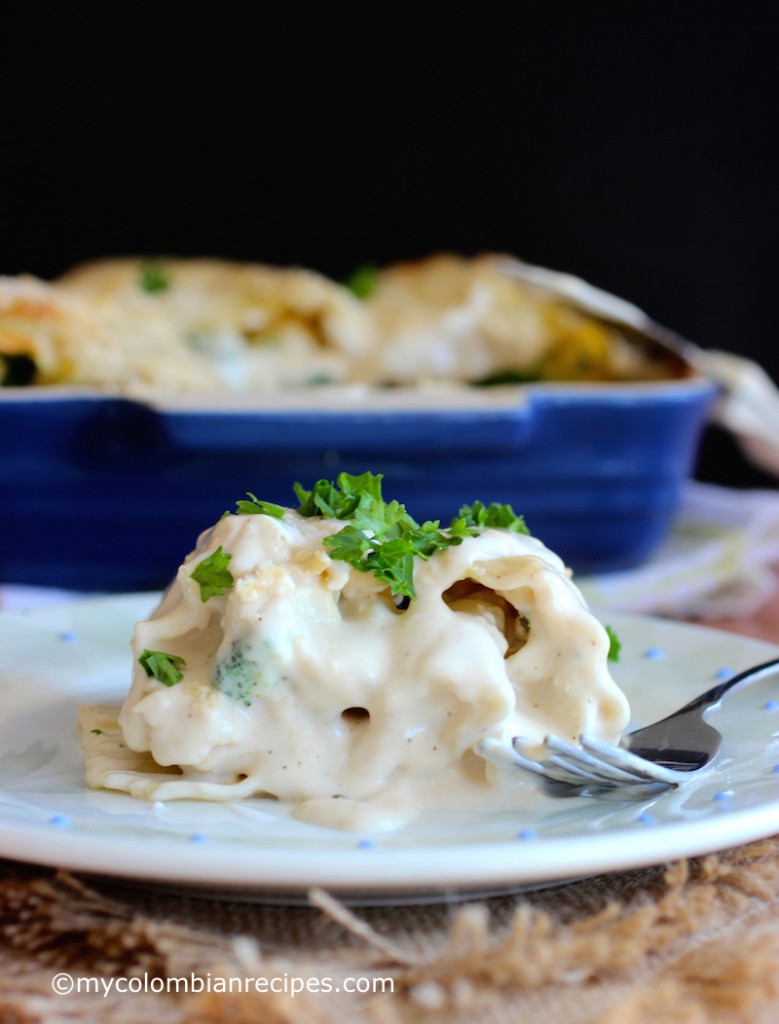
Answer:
[0, 583, 95, 612]
[579, 482, 779, 619]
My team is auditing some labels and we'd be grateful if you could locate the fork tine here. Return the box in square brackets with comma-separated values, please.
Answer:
[485, 657, 779, 794]
[479, 736, 609, 784]
[481, 733, 685, 792]
[540, 734, 653, 785]
[519, 734, 656, 786]
[579, 733, 686, 787]
[479, 737, 550, 778]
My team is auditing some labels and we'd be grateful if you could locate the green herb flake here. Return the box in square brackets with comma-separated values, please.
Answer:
[90, 728, 104, 735]
[473, 368, 543, 386]
[293, 471, 384, 520]
[605, 625, 621, 662]
[234, 493, 286, 518]
[191, 546, 234, 602]
[343, 263, 379, 300]
[138, 260, 171, 294]
[138, 649, 187, 686]
[455, 500, 529, 535]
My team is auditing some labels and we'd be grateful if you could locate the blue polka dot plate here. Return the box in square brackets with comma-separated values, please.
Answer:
[0, 594, 777, 905]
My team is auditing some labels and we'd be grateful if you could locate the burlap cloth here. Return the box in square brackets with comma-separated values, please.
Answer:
[1, 833, 779, 1024]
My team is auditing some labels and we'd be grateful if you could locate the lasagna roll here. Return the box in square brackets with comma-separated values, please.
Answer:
[80, 478, 630, 832]
[0, 273, 220, 391]
[59, 257, 375, 391]
[361, 252, 654, 385]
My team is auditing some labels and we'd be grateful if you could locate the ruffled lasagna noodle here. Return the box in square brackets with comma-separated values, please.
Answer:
[79, 503, 630, 832]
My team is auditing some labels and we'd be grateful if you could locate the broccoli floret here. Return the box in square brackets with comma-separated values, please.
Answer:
[212, 642, 267, 706]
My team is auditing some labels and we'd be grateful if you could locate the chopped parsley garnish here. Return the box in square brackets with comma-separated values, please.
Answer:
[292, 472, 384, 519]
[343, 263, 379, 300]
[231, 472, 529, 600]
[234, 493, 286, 518]
[138, 649, 186, 686]
[138, 260, 171, 294]
[191, 546, 234, 602]
[297, 474, 461, 598]
[473, 368, 543, 386]
[605, 625, 621, 662]
[456, 500, 529, 535]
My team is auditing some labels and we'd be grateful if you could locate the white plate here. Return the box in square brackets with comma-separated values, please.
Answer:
[1, 594, 778, 905]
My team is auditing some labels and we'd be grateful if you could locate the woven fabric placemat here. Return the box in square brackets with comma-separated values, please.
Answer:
[1, 835, 779, 1023]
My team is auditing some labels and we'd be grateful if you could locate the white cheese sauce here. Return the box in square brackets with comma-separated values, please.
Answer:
[79, 511, 630, 832]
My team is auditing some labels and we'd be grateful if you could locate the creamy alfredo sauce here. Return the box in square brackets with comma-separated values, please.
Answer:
[79, 511, 630, 832]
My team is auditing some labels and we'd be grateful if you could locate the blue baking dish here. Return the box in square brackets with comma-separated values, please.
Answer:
[0, 373, 716, 591]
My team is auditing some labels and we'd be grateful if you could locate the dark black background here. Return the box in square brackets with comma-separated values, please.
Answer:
[3, 3, 777, 487]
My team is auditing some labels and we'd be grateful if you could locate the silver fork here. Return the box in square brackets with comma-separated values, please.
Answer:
[482, 656, 779, 793]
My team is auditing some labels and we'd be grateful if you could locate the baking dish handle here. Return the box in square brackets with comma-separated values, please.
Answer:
[500, 258, 779, 478]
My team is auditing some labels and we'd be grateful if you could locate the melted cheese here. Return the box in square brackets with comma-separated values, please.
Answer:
[80, 511, 630, 832]
[3, 254, 680, 394]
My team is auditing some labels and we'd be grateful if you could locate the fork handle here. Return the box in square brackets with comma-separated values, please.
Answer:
[672, 656, 779, 718]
